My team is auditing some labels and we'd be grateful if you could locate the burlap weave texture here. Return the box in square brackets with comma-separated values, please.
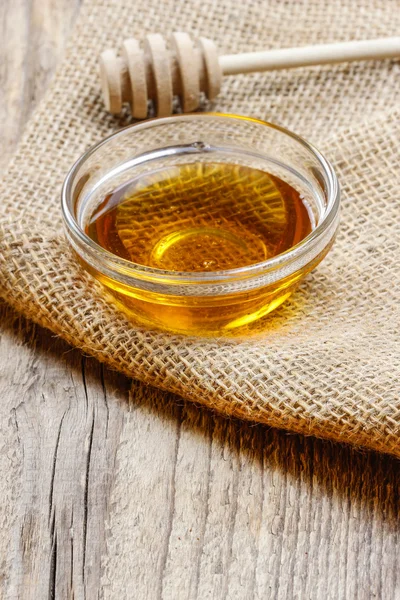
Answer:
[0, 0, 399, 456]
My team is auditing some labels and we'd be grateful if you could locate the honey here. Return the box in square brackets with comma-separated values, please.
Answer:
[85, 161, 315, 336]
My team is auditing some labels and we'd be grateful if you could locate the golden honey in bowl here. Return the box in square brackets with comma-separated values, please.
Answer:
[85, 161, 315, 335]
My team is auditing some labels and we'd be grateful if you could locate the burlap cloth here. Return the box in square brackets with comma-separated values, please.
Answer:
[0, 0, 399, 456]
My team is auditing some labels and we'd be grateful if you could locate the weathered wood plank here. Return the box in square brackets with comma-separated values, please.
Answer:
[0, 0, 81, 170]
[100, 388, 400, 600]
[0, 309, 130, 599]
[1, 2, 400, 599]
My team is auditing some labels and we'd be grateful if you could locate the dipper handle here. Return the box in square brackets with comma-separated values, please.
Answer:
[220, 37, 400, 75]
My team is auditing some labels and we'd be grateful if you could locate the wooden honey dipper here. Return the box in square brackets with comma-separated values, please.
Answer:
[99, 33, 400, 117]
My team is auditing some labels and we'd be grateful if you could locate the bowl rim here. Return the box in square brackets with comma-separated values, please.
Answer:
[61, 112, 340, 285]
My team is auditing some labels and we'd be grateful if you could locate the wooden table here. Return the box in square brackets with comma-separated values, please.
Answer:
[1, 2, 399, 598]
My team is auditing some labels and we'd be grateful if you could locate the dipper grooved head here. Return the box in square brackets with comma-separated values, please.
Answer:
[99, 33, 221, 117]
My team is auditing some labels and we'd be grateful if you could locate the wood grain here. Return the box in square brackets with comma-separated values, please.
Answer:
[0, 2, 399, 599]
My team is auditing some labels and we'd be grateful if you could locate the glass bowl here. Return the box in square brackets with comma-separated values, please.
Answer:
[61, 113, 340, 337]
